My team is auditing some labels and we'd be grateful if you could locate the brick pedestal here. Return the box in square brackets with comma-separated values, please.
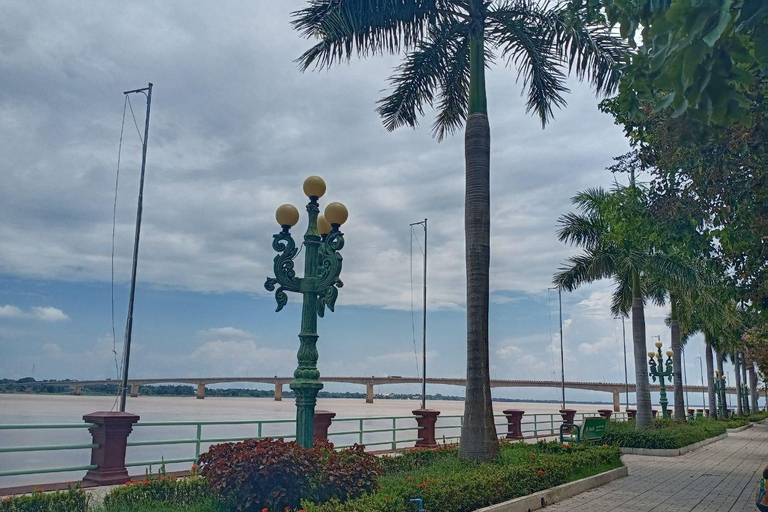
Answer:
[597, 409, 613, 420]
[627, 409, 637, 419]
[412, 409, 440, 448]
[502, 409, 525, 440]
[559, 409, 577, 433]
[313, 410, 336, 442]
[82, 411, 140, 485]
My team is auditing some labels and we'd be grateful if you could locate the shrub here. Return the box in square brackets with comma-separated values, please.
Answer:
[102, 475, 211, 511]
[602, 419, 726, 449]
[301, 441, 621, 512]
[378, 444, 460, 475]
[0, 486, 88, 512]
[198, 438, 380, 512]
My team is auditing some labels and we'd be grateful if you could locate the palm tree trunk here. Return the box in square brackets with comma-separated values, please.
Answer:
[705, 336, 716, 418]
[716, 350, 726, 415]
[734, 352, 743, 415]
[748, 360, 759, 413]
[631, 270, 653, 428]
[459, 30, 498, 461]
[669, 295, 684, 420]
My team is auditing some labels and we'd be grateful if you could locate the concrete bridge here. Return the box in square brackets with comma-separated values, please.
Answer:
[42, 376, 742, 412]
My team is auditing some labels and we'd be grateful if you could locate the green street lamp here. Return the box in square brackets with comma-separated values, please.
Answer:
[713, 370, 727, 419]
[648, 341, 673, 420]
[265, 176, 348, 448]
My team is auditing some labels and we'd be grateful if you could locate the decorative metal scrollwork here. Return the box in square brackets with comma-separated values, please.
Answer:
[264, 231, 301, 311]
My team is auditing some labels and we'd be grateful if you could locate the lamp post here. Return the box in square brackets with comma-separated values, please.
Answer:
[265, 176, 347, 448]
[648, 341, 674, 420]
[713, 370, 726, 418]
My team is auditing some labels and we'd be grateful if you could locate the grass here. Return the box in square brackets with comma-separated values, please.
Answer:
[95, 500, 223, 512]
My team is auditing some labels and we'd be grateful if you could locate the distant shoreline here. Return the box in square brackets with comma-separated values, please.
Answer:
[0, 380, 619, 405]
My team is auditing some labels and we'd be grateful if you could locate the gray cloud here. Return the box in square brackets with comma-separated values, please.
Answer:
[0, 0, 630, 312]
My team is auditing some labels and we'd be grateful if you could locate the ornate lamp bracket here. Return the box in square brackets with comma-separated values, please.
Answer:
[265, 231, 301, 312]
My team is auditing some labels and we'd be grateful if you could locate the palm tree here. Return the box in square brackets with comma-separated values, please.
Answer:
[292, 0, 625, 459]
[553, 183, 697, 428]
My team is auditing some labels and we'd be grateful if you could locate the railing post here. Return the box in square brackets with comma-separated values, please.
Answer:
[597, 409, 613, 420]
[392, 417, 397, 450]
[82, 411, 140, 485]
[412, 409, 440, 448]
[559, 409, 577, 434]
[195, 424, 202, 460]
[313, 410, 336, 442]
[502, 409, 524, 439]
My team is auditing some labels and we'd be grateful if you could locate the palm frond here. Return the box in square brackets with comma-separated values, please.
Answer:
[376, 20, 468, 131]
[556, 211, 605, 248]
[570, 187, 609, 214]
[553, 249, 615, 292]
[545, 0, 627, 96]
[292, 0, 446, 70]
[487, 3, 568, 126]
[431, 32, 471, 140]
[610, 275, 632, 317]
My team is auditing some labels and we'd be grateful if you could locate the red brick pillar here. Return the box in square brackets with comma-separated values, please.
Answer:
[627, 409, 637, 419]
[559, 409, 577, 433]
[82, 411, 140, 485]
[413, 409, 440, 448]
[313, 410, 336, 442]
[502, 409, 525, 440]
[597, 409, 613, 419]
[652, 410, 658, 417]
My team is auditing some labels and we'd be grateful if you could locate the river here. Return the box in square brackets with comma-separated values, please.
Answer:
[0, 394, 609, 488]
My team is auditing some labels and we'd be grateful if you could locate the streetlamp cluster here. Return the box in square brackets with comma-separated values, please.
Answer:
[713, 370, 727, 418]
[647, 341, 674, 420]
[265, 176, 348, 447]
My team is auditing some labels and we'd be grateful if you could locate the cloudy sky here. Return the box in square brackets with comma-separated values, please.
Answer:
[0, 1, 722, 405]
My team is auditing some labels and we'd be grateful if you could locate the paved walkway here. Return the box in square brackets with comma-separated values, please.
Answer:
[546, 423, 768, 512]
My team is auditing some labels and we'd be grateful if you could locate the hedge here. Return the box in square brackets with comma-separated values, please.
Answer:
[0, 486, 89, 512]
[602, 419, 727, 449]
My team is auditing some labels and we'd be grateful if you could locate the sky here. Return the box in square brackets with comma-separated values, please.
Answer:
[0, 1, 724, 405]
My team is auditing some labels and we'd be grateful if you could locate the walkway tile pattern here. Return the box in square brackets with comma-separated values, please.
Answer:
[546, 423, 768, 512]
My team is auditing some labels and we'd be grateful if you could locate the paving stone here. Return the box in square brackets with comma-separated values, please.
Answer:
[545, 423, 768, 512]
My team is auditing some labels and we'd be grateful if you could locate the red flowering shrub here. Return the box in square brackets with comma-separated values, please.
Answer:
[198, 438, 380, 512]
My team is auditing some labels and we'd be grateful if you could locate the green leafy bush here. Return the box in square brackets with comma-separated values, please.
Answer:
[749, 412, 768, 422]
[603, 419, 726, 449]
[0, 486, 89, 512]
[198, 438, 380, 512]
[102, 475, 211, 511]
[302, 441, 621, 512]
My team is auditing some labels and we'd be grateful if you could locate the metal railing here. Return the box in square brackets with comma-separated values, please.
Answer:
[0, 423, 98, 478]
[434, 411, 628, 443]
[0, 410, 628, 484]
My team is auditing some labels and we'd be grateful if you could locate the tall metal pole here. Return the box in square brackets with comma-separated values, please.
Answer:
[119, 82, 153, 413]
[622, 317, 629, 409]
[411, 219, 428, 410]
[698, 356, 706, 409]
[558, 287, 565, 410]
[422, 219, 427, 410]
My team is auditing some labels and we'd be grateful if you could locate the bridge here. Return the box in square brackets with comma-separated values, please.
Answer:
[33, 376, 742, 412]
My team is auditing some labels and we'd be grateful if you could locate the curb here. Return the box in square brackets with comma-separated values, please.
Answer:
[473, 466, 628, 512]
[726, 423, 753, 433]
[620, 433, 727, 457]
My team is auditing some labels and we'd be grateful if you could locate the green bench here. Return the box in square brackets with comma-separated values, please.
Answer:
[559, 416, 608, 444]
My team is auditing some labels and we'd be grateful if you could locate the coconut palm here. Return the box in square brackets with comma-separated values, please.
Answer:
[292, 0, 625, 459]
[553, 183, 697, 428]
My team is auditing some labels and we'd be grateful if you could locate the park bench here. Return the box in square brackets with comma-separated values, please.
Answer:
[559, 416, 608, 444]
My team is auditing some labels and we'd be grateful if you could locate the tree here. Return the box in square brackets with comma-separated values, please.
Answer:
[292, 0, 625, 459]
[602, 0, 768, 125]
[554, 181, 697, 428]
